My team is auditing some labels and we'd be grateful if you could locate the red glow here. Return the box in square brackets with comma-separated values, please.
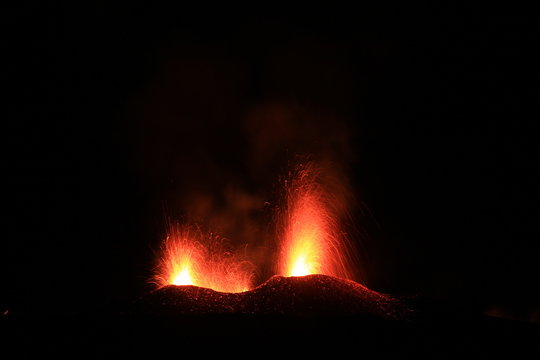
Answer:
[278, 162, 354, 280]
[154, 224, 254, 293]
[153, 160, 357, 293]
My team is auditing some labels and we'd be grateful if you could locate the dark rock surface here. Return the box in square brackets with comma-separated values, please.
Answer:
[135, 274, 407, 319]
[2, 276, 538, 358]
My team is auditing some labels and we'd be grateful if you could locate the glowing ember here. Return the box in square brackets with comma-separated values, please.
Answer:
[278, 162, 355, 280]
[153, 160, 357, 292]
[154, 224, 254, 293]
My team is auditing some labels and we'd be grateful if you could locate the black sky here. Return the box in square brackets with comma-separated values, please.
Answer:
[3, 3, 539, 321]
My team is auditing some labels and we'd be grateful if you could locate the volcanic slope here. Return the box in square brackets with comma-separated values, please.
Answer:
[137, 274, 407, 319]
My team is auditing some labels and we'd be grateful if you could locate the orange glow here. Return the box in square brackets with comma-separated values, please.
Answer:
[278, 162, 354, 280]
[154, 224, 254, 293]
[172, 267, 193, 286]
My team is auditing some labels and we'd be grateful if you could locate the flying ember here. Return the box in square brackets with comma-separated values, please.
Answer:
[154, 224, 254, 293]
[153, 160, 357, 293]
[277, 162, 355, 280]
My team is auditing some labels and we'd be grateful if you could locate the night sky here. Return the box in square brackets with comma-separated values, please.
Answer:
[4, 3, 538, 322]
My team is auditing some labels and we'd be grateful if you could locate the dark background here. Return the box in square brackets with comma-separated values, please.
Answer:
[3, 3, 538, 323]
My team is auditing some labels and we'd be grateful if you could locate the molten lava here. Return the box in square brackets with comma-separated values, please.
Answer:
[153, 160, 357, 293]
[278, 162, 355, 280]
[154, 224, 254, 293]
[172, 268, 193, 286]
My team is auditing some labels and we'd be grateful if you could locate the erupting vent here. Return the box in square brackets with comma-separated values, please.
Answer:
[277, 162, 355, 279]
[148, 159, 389, 318]
[154, 225, 254, 293]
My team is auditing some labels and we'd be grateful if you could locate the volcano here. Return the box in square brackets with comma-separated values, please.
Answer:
[136, 274, 408, 319]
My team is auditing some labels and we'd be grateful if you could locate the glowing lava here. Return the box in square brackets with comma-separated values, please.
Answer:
[278, 162, 355, 280]
[153, 160, 357, 292]
[172, 266, 194, 286]
[290, 254, 310, 277]
[155, 224, 254, 293]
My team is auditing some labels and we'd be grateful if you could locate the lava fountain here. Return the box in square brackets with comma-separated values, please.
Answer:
[142, 161, 407, 320]
[154, 224, 254, 293]
[278, 161, 355, 280]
